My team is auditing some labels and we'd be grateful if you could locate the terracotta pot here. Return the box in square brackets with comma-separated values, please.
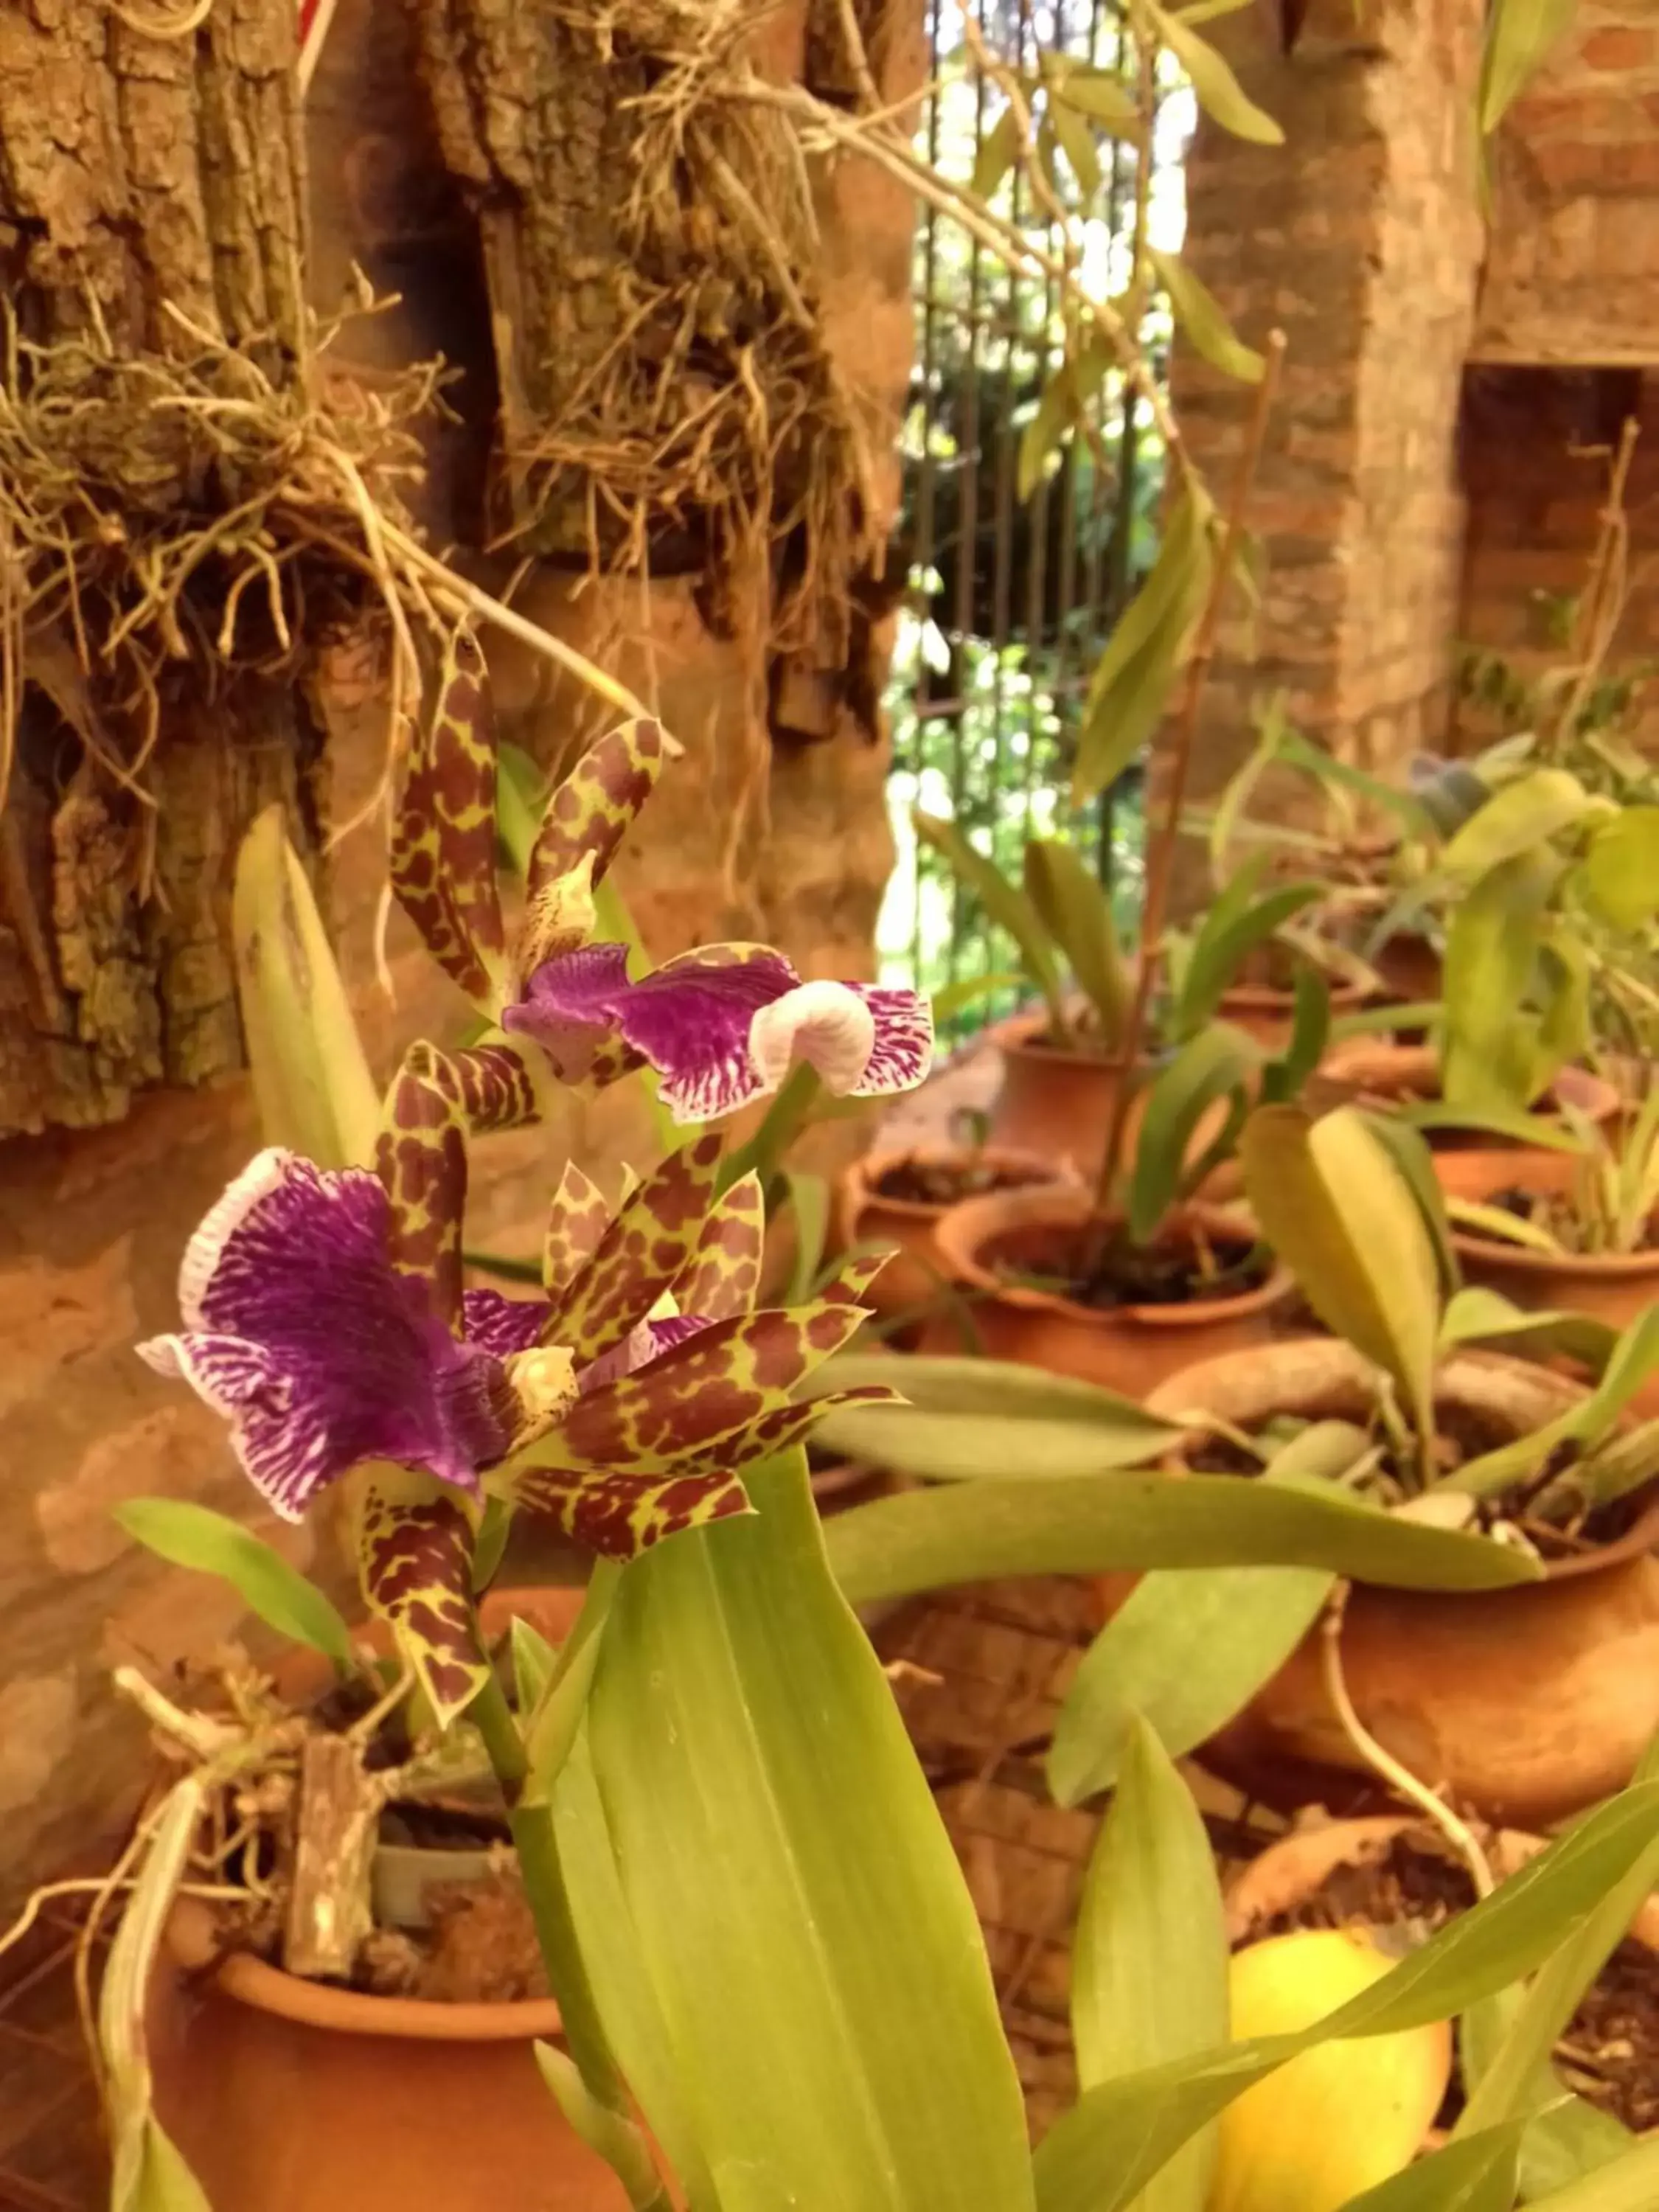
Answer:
[931, 1183, 1295, 1395]
[1437, 1149, 1659, 1397]
[147, 1587, 653, 2212]
[986, 1009, 1151, 1169]
[1225, 1814, 1659, 1953]
[1312, 1041, 1621, 1147]
[1368, 932, 1442, 1009]
[832, 1141, 1071, 1335]
[1121, 1340, 1659, 1825]
[1218, 968, 1371, 1055]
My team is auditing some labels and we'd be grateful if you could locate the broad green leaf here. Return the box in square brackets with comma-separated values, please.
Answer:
[971, 105, 1022, 198]
[1048, 1425, 1363, 1803]
[1150, 247, 1263, 383]
[104, 1779, 214, 2212]
[1357, 1111, 1461, 1295]
[1450, 1304, 1659, 1498]
[823, 1468, 1540, 1610]
[114, 1498, 354, 1669]
[552, 1728, 718, 2211]
[471, 1493, 514, 1593]
[1441, 768, 1593, 879]
[1338, 2122, 1526, 2212]
[1441, 849, 1562, 1112]
[585, 1449, 1035, 2212]
[1437, 1285, 1616, 1374]
[518, 1567, 620, 1806]
[1048, 95, 1103, 199]
[1582, 806, 1659, 930]
[914, 809, 1069, 1031]
[1050, 62, 1141, 133]
[1522, 2136, 1659, 2212]
[232, 806, 380, 1170]
[1578, 1417, 1659, 1511]
[1019, 366, 1079, 501]
[1174, 877, 1324, 1038]
[1533, 929, 1592, 1094]
[1032, 1783, 1659, 2212]
[1259, 967, 1331, 1105]
[1147, 0, 1285, 141]
[1074, 489, 1214, 807]
[1445, 1195, 1568, 1253]
[783, 1171, 832, 1305]
[1126, 1023, 1259, 1240]
[1239, 1105, 1439, 1439]
[1024, 837, 1131, 1043]
[1404, 1100, 1591, 1152]
[1071, 1723, 1228, 2212]
[804, 1351, 1188, 1446]
[1479, 0, 1579, 133]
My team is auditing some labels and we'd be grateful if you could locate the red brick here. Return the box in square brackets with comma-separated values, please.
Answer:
[1579, 25, 1656, 73]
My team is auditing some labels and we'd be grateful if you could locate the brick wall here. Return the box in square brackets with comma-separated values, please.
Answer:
[1164, 0, 1483, 872]
[0, 0, 921, 1913]
[1476, 1, 1659, 364]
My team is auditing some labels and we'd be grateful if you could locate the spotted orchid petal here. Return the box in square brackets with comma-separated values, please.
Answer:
[506, 943, 933, 1123]
[520, 720, 667, 972]
[136, 1151, 513, 1520]
[354, 1464, 491, 1725]
[545, 1131, 728, 1364]
[673, 1171, 765, 1322]
[542, 1161, 612, 1300]
[505, 1387, 903, 1558]
[389, 629, 509, 1010]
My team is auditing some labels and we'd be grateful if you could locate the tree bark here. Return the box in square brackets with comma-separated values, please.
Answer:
[0, 0, 324, 1138]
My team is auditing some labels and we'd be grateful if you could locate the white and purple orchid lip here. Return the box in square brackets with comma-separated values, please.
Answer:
[502, 942, 934, 1123]
[136, 1150, 514, 1521]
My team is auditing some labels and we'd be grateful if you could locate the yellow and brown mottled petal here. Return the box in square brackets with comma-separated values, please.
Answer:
[389, 629, 509, 1009]
[375, 1043, 468, 1332]
[449, 1040, 542, 1133]
[353, 1464, 490, 1726]
[672, 1170, 765, 1322]
[541, 1161, 611, 1301]
[509, 1461, 751, 1561]
[547, 1130, 726, 1361]
[527, 719, 666, 909]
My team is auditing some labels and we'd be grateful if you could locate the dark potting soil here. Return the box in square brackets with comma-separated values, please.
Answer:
[874, 1156, 1043, 1208]
[998, 1223, 1272, 1312]
[1248, 1832, 1659, 2135]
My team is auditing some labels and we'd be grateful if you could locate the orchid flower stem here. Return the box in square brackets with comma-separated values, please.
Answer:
[719, 1062, 823, 1196]
[468, 1669, 629, 2115]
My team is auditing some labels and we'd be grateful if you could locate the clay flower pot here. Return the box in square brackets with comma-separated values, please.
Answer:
[1436, 1147, 1659, 1348]
[931, 1183, 1295, 1396]
[1368, 932, 1442, 1010]
[985, 1009, 1151, 1169]
[147, 1587, 647, 2212]
[832, 1141, 1072, 1333]
[1312, 1041, 1620, 1147]
[1132, 1340, 1659, 1826]
[1218, 967, 1371, 1056]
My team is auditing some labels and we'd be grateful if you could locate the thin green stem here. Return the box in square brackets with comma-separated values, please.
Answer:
[469, 1668, 627, 2114]
[718, 1062, 823, 1195]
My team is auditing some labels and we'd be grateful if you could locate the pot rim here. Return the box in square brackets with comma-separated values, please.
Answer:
[840, 1140, 1074, 1225]
[1225, 1815, 1659, 1952]
[989, 1006, 1155, 1077]
[1439, 1148, 1659, 1280]
[932, 1183, 1293, 1328]
[1144, 1336, 1659, 1582]
[1318, 1043, 1621, 1126]
[1220, 971, 1371, 1015]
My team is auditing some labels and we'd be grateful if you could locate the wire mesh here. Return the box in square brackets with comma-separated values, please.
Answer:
[880, 0, 1193, 1031]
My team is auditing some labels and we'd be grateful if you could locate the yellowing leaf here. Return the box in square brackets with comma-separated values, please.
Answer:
[1048, 94, 1103, 199]
[972, 106, 1022, 199]
[1440, 766, 1593, 878]
[1019, 365, 1079, 501]
[1074, 489, 1214, 807]
[1582, 806, 1659, 931]
[1049, 62, 1141, 135]
[1023, 836, 1130, 1043]
[1151, 248, 1264, 383]
[1479, 0, 1579, 133]
[1147, 1, 1285, 144]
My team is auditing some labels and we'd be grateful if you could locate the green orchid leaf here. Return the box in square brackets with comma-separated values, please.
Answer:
[824, 1467, 1539, 1611]
[971, 104, 1021, 198]
[1357, 1112, 1461, 1295]
[1071, 1722, 1228, 2212]
[1259, 967, 1331, 1105]
[1239, 1105, 1440, 1439]
[914, 810, 1069, 1032]
[1581, 805, 1659, 931]
[1146, 0, 1284, 142]
[115, 1499, 354, 1669]
[1048, 61, 1141, 133]
[1437, 1286, 1617, 1374]
[1074, 487, 1214, 807]
[582, 1447, 1037, 2212]
[232, 806, 381, 1172]
[1336, 2122, 1526, 2212]
[1441, 768, 1594, 879]
[1450, 1304, 1659, 1499]
[1445, 1197, 1569, 1254]
[932, 970, 1023, 1022]
[1024, 837, 1131, 1043]
[1172, 855, 1322, 1039]
[1520, 2135, 1659, 2211]
[1479, 0, 1580, 133]
[1404, 1100, 1591, 1152]
[1577, 1418, 1659, 1512]
[1032, 1782, 1659, 2212]
[518, 1567, 621, 1807]
[1150, 246, 1264, 383]
[1275, 731, 1439, 840]
[1019, 364, 1081, 500]
[1046, 1425, 1363, 1804]
[534, 2044, 670, 2212]
[1441, 849, 1563, 1112]
[783, 1170, 832, 1305]
[1127, 1024, 1260, 1242]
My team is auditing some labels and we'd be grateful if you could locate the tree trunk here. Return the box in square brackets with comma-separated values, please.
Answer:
[0, 0, 324, 1138]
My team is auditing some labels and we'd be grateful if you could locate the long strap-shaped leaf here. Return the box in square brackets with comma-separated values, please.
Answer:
[579, 1446, 1036, 2212]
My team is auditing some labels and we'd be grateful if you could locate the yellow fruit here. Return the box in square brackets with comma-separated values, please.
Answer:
[1208, 1929, 1452, 2212]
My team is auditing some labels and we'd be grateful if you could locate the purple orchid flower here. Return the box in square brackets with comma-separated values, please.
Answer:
[502, 942, 934, 1124]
